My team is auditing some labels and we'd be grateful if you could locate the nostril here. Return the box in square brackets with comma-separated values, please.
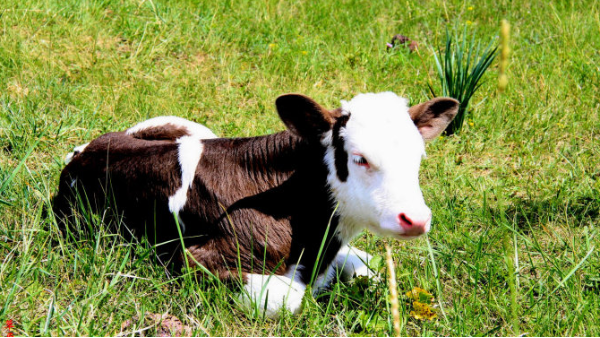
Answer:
[398, 213, 413, 227]
[398, 212, 431, 235]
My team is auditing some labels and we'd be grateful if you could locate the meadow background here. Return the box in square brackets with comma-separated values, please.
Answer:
[1, 0, 599, 336]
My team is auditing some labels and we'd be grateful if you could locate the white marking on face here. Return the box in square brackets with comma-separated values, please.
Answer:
[325, 92, 433, 242]
[168, 136, 204, 219]
[240, 273, 306, 318]
[126, 116, 218, 139]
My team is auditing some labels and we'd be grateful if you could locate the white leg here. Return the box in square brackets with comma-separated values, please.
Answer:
[311, 264, 337, 295]
[333, 245, 376, 281]
[240, 273, 306, 319]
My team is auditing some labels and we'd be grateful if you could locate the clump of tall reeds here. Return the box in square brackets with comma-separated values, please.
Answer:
[430, 28, 498, 136]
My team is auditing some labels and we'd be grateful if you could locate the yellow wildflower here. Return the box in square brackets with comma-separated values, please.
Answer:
[405, 287, 437, 321]
[405, 287, 434, 302]
[410, 301, 438, 321]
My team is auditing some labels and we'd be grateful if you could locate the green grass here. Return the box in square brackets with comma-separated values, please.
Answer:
[1, 0, 599, 335]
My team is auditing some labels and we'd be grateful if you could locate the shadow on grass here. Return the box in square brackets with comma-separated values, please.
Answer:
[487, 193, 599, 232]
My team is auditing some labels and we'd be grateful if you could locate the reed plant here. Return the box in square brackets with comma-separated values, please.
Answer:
[430, 29, 498, 135]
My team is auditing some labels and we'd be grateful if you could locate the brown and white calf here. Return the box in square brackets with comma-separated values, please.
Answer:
[53, 92, 458, 317]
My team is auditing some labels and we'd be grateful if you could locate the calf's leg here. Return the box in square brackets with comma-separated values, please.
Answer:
[333, 245, 375, 281]
[239, 273, 306, 318]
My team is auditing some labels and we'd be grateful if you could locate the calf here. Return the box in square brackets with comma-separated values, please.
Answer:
[53, 92, 458, 317]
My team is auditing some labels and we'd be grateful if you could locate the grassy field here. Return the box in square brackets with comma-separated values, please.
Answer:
[1, 0, 599, 336]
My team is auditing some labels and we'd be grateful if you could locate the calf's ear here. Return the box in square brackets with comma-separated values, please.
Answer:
[276, 94, 338, 139]
[408, 97, 460, 141]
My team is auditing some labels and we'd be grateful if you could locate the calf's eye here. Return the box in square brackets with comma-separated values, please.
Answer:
[352, 154, 370, 168]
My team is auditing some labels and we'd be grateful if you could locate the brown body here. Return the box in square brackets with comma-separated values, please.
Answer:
[54, 129, 342, 282]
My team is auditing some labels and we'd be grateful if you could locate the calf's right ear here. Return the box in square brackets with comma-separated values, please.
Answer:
[408, 97, 460, 141]
[276, 94, 338, 139]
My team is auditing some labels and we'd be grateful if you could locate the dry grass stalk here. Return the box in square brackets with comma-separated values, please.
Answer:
[498, 19, 511, 92]
[385, 243, 401, 336]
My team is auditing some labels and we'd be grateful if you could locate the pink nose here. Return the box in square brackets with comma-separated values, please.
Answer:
[397, 212, 431, 236]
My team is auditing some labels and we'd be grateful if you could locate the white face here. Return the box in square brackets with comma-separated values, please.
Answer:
[324, 92, 433, 242]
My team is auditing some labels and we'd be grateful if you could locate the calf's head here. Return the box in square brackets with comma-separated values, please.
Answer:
[276, 92, 458, 240]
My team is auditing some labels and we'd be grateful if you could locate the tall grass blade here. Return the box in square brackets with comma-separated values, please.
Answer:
[550, 246, 595, 294]
[503, 233, 520, 335]
[425, 235, 448, 324]
[0, 141, 39, 195]
[309, 204, 339, 287]
[43, 293, 56, 335]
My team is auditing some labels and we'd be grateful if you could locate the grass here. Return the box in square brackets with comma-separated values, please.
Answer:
[1, 0, 599, 336]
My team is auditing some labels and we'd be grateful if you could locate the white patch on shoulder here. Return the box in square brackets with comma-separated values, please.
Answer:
[126, 116, 215, 230]
[126, 116, 218, 139]
[168, 136, 204, 222]
[65, 142, 90, 164]
[240, 273, 306, 319]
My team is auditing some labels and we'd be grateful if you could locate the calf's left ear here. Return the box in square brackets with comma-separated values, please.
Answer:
[408, 97, 460, 141]
[276, 94, 338, 139]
